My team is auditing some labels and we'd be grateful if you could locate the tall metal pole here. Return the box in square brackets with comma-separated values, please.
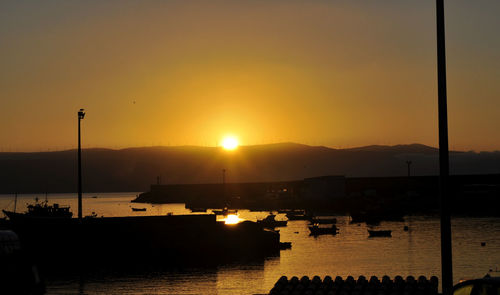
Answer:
[77, 109, 85, 221]
[436, 1, 453, 294]
[222, 168, 226, 204]
[406, 160, 412, 177]
[14, 192, 17, 213]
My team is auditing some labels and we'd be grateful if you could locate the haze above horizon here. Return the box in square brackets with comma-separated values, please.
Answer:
[1, 1, 499, 152]
[1, 142, 497, 154]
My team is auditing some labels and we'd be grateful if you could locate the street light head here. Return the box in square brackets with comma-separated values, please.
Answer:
[78, 109, 85, 119]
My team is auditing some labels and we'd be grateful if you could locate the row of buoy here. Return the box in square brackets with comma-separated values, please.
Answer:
[269, 275, 438, 295]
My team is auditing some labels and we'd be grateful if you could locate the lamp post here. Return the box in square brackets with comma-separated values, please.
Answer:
[222, 168, 227, 203]
[435, 1, 453, 294]
[77, 109, 85, 221]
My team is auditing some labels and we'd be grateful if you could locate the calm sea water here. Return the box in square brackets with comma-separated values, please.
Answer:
[1, 193, 500, 295]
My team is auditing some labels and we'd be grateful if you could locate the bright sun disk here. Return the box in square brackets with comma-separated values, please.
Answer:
[221, 136, 239, 150]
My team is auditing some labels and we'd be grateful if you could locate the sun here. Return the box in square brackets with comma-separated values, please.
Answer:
[221, 136, 239, 150]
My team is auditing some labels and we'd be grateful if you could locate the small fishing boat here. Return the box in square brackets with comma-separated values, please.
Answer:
[3, 198, 72, 220]
[189, 208, 207, 213]
[279, 242, 292, 250]
[309, 217, 337, 224]
[131, 208, 147, 212]
[286, 210, 311, 220]
[257, 214, 287, 228]
[368, 230, 392, 237]
[308, 224, 338, 236]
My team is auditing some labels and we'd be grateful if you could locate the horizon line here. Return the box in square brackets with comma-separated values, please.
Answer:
[1, 142, 498, 154]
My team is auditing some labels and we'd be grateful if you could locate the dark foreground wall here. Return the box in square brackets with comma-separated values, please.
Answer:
[7, 215, 280, 273]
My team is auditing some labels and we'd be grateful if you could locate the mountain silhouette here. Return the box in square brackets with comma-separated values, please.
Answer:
[0, 143, 499, 193]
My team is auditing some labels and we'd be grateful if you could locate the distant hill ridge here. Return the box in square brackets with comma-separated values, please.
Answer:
[345, 143, 439, 153]
[0, 143, 499, 194]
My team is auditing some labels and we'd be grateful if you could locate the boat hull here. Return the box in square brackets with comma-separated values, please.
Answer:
[308, 225, 338, 236]
[368, 230, 392, 237]
[257, 220, 288, 228]
[309, 218, 337, 224]
[131, 208, 147, 211]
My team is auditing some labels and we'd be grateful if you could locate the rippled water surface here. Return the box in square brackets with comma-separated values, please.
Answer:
[2, 193, 500, 295]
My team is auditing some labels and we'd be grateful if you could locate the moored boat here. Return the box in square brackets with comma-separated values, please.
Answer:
[257, 214, 287, 228]
[279, 242, 292, 250]
[368, 229, 392, 237]
[309, 217, 337, 224]
[131, 208, 147, 212]
[286, 210, 311, 220]
[308, 224, 338, 236]
[189, 208, 207, 213]
[2, 199, 72, 220]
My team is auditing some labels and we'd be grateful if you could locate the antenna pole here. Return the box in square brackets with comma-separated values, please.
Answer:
[14, 192, 18, 213]
[436, 1, 453, 294]
[77, 109, 85, 221]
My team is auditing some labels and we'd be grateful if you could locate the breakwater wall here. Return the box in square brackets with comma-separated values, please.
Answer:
[134, 174, 500, 214]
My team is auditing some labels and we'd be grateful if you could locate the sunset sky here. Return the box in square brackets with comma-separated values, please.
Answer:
[1, 0, 499, 152]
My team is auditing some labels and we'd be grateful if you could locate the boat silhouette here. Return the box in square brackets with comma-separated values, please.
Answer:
[131, 207, 147, 212]
[308, 224, 338, 236]
[2, 198, 72, 220]
[257, 214, 287, 228]
[368, 230, 392, 237]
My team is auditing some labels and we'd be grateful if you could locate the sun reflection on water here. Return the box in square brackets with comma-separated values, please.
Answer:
[224, 214, 242, 225]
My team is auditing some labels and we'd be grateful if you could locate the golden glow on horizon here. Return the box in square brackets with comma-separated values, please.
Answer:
[1, 1, 500, 152]
[224, 214, 241, 225]
[221, 137, 239, 150]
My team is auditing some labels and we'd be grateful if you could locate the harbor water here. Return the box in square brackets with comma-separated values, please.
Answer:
[1, 193, 500, 295]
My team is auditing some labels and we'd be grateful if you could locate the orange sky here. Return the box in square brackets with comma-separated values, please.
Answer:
[1, 1, 499, 152]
